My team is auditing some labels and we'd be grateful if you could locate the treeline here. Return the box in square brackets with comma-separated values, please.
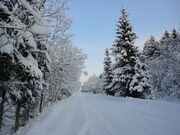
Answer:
[0, 0, 86, 134]
[143, 29, 180, 99]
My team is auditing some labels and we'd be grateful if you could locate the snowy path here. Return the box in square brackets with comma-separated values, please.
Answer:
[17, 93, 180, 135]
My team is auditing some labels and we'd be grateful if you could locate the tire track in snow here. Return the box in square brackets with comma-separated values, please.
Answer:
[87, 94, 179, 135]
[77, 95, 91, 135]
[79, 94, 114, 135]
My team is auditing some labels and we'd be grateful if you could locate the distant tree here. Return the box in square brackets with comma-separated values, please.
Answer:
[143, 35, 160, 58]
[171, 28, 178, 39]
[103, 48, 113, 95]
[82, 75, 103, 94]
[160, 30, 170, 43]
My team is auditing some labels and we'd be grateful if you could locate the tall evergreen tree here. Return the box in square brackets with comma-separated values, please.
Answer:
[111, 8, 151, 98]
[103, 48, 113, 95]
[111, 8, 137, 97]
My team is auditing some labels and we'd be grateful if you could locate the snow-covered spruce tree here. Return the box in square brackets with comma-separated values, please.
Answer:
[0, 0, 50, 133]
[0, 0, 16, 130]
[0, 1, 36, 132]
[111, 8, 151, 98]
[103, 48, 113, 95]
[129, 56, 152, 98]
[14, 0, 50, 131]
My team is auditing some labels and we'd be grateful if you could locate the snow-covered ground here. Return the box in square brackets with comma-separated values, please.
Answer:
[16, 93, 180, 135]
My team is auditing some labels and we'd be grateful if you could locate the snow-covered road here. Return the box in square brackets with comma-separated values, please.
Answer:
[17, 93, 180, 135]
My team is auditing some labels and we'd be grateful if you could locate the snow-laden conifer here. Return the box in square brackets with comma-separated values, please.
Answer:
[111, 8, 151, 98]
[103, 48, 113, 95]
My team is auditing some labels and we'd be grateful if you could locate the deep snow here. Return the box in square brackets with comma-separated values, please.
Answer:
[16, 93, 180, 135]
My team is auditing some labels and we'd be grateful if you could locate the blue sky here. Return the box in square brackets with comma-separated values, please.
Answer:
[67, 0, 180, 82]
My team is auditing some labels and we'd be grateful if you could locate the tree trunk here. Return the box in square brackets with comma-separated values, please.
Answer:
[0, 89, 5, 130]
[15, 104, 21, 132]
[39, 93, 43, 113]
[25, 107, 30, 123]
